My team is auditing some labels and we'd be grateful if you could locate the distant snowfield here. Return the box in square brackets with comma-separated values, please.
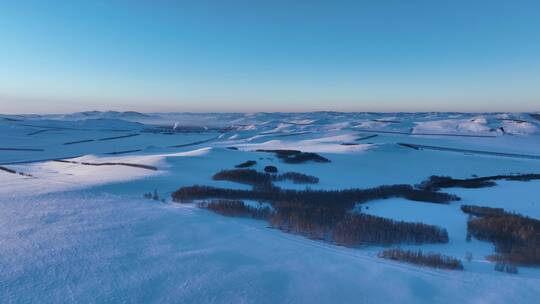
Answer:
[413, 118, 491, 134]
[233, 134, 372, 153]
[412, 117, 538, 136]
[1, 111, 540, 303]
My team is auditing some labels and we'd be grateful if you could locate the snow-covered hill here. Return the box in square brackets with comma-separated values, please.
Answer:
[1, 112, 539, 303]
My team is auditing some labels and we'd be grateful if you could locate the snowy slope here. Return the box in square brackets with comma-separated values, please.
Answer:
[1, 112, 540, 303]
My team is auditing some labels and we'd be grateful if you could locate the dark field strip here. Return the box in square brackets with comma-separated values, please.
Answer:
[105, 149, 143, 155]
[498, 118, 529, 123]
[356, 129, 497, 138]
[0, 165, 17, 174]
[0, 165, 34, 177]
[63, 139, 95, 145]
[0, 155, 84, 166]
[13, 123, 88, 131]
[63, 133, 140, 145]
[169, 136, 220, 148]
[53, 159, 157, 171]
[0, 147, 44, 152]
[399, 143, 540, 160]
[27, 129, 54, 136]
[99, 129, 137, 132]
[98, 133, 140, 141]
[355, 134, 378, 141]
[372, 119, 401, 123]
[272, 131, 312, 138]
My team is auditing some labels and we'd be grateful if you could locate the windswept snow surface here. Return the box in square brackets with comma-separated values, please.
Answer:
[1, 112, 540, 303]
[233, 134, 371, 153]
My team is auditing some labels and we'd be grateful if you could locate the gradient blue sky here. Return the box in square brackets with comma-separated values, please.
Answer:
[1, 0, 539, 113]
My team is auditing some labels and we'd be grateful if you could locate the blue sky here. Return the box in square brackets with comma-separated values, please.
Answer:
[0, 0, 539, 113]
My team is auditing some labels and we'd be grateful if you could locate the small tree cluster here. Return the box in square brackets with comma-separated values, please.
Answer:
[264, 165, 278, 173]
[378, 249, 464, 270]
[213, 169, 274, 189]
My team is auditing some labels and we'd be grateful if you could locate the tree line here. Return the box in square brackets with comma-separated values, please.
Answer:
[198, 200, 271, 219]
[417, 173, 540, 192]
[172, 182, 455, 247]
[462, 204, 540, 266]
[173, 184, 459, 206]
[333, 214, 448, 246]
[378, 248, 463, 270]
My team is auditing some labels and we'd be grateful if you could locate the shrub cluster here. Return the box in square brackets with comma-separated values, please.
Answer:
[462, 204, 540, 265]
[264, 165, 278, 173]
[378, 248, 464, 270]
[256, 149, 330, 164]
[235, 160, 257, 168]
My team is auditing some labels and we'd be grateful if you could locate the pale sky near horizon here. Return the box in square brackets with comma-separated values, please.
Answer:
[1, 0, 539, 114]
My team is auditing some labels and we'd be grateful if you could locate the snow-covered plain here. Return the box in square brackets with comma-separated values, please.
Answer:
[1, 111, 540, 303]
